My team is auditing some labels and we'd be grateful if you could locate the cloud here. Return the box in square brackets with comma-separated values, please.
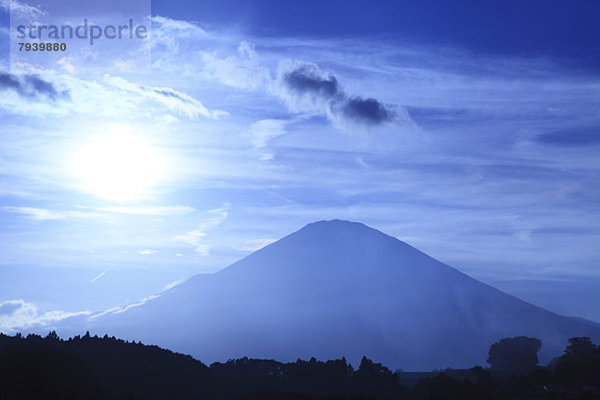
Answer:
[103, 75, 227, 119]
[282, 64, 340, 100]
[86, 205, 196, 216]
[0, 0, 44, 18]
[149, 16, 208, 72]
[0, 299, 89, 332]
[0, 71, 70, 101]
[249, 119, 287, 154]
[136, 249, 158, 255]
[0, 302, 21, 316]
[151, 15, 207, 52]
[275, 61, 411, 129]
[2, 207, 93, 221]
[4, 205, 195, 221]
[193, 243, 211, 256]
[90, 270, 107, 283]
[104, 296, 161, 317]
[174, 204, 229, 255]
[161, 279, 184, 292]
[235, 238, 277, 252]
[174, 229, 207, 246]
[338, 97, 394, 125]
[201, 41, 271, 90]
[3, 207, 65, 220]
[1, 69, 226, 119]
[535, 126, 600, 147]
[89, 295, 160, 320]
[152, 15, 206, 35]
[57, 56, 76, 74]
[190, 38, 412, 131]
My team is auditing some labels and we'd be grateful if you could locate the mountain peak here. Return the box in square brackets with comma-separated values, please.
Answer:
[301, 219, 372, 232]
[295, 219, 396, 243]
[89, 220, 600, 371]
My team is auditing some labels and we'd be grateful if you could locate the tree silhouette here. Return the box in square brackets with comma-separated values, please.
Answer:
[554, 336, 600, 387]
[565, 336, 596, 356]
[2, 331, 598, 399]
[352, 356, 403, 399]
[487, 336, 541, 372]
[46, 330, 60, 341]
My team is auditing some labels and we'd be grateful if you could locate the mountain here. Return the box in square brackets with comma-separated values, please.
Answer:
[84, 220, 600, 371]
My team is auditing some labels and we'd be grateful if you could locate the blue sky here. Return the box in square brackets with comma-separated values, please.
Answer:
[0, 0, 599, 331]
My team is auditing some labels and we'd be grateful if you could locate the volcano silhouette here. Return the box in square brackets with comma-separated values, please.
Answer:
[90, 220, 600, 370]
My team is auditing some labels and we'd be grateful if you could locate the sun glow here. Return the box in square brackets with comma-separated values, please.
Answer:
[74, 131, 165, 201]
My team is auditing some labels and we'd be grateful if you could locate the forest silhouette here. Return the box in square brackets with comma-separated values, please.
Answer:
[0, 332, 598, 399]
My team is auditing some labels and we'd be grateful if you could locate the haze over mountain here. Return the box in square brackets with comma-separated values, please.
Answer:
[82, 220, 600, 371]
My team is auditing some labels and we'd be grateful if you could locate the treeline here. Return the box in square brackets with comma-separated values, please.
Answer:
[0, 332, 598, 400]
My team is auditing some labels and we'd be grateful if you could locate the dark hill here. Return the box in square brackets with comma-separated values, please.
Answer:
[2, 331, 598, 400]
[0, 332, 406, 400]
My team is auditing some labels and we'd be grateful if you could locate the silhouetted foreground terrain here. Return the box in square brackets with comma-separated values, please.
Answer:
[0, 332, 599, 400]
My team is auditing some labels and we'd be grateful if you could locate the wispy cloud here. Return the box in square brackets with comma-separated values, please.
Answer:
[248, 118, 288, 160]
[90, 270, 107, 283]
[249, 119, 287, 148]
[85, 205, 196, 216]
[136, 249, 158, 255]
[0, 72, 227, 120]
[3, 205, 196, 221]
[89, 295, 160, 320]
[174, 204, 230, 255]
[0, 0, 45, 18]
[2, 207, 94, 221]
[174, 229, 206, 246]
[533, 126, 600, 147]
[151, 15, 207, 53]
[0, 299, 89, 332]
[201, 41, 271, 90]
[193, 243, 211, 256]
[192, 39, 415, 131]
[152, 15, 205, 34]
[104, 75, 227, 119]
[161, 279, 184, 292]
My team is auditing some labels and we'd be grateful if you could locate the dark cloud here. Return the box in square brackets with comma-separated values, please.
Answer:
[279, 63, 400, 127]
[535, 126, 600, 147]
[149, 87, 193, 103]
[283, 65, 340, 100]
[0, 72, 21, 91]
[341, 97, 393, 125]
[0, 71, 70, 101]
[152, 88, 184, 99]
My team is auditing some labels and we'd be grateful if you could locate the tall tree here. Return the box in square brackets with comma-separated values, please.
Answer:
[487, 336, 542, 372]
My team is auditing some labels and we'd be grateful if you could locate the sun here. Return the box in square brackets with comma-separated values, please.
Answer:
[74, 131, 165, 201]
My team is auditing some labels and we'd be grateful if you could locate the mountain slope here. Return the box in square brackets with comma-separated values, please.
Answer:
[88, 220, 600, 370]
